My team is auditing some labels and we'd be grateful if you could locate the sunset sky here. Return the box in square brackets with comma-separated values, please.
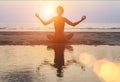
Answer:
[0, 1, 120, 23]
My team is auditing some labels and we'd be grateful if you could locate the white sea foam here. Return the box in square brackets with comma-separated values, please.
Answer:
[0, 23, 120, 32]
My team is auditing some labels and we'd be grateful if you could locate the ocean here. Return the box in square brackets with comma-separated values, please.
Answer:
[0, 23, 120, 32]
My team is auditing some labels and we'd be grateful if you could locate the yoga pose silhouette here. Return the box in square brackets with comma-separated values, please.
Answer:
[36, 6, 86, 42]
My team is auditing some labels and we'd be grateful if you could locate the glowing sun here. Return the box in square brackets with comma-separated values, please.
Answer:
[44, 7, 54, 15]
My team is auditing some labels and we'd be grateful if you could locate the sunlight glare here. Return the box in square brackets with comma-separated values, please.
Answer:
[44, 7, 54, 15]
[94, 59, 120, 82]
[39, 1, 59, 19]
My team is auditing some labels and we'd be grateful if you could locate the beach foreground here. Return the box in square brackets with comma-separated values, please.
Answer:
[0, 45, 120, 82]
[0, 31, 120, 45]
[0, 32, 120, 82]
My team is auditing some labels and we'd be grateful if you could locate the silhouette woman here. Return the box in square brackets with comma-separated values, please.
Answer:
[36, 6, 86, 42]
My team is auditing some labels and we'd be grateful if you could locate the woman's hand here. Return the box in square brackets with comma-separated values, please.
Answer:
[35, 13, 40, 19]
[81, 16, 86, 20]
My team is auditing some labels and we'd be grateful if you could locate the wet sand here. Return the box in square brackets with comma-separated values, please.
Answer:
[0, 45, 120, 82]
[0, 31, 120, 45]
[0, 31, 120, 82]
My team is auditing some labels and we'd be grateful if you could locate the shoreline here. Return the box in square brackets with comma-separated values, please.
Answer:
[0, 31, 120, 45]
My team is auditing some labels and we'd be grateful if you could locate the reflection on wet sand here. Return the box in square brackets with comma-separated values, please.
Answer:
[0, 45, 120, 82]
[36, 44, 85, 78]
[47, 44, 73, 77]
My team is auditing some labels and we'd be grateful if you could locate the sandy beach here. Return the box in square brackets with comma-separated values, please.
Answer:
[0, 31, 120, 82]
[0, 31, 120, 45]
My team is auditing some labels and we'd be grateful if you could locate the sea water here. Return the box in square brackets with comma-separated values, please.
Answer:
[0, 23, 120, 32]
[0, 45, 120, 82]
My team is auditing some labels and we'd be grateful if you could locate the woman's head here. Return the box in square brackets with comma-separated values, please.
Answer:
[56, 6, 64, 16]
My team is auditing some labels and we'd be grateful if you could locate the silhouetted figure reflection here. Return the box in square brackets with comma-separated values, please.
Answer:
[47, 44, 73, 77]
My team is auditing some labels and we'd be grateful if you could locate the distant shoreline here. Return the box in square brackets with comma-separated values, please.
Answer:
[0, 31, 120, 45]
